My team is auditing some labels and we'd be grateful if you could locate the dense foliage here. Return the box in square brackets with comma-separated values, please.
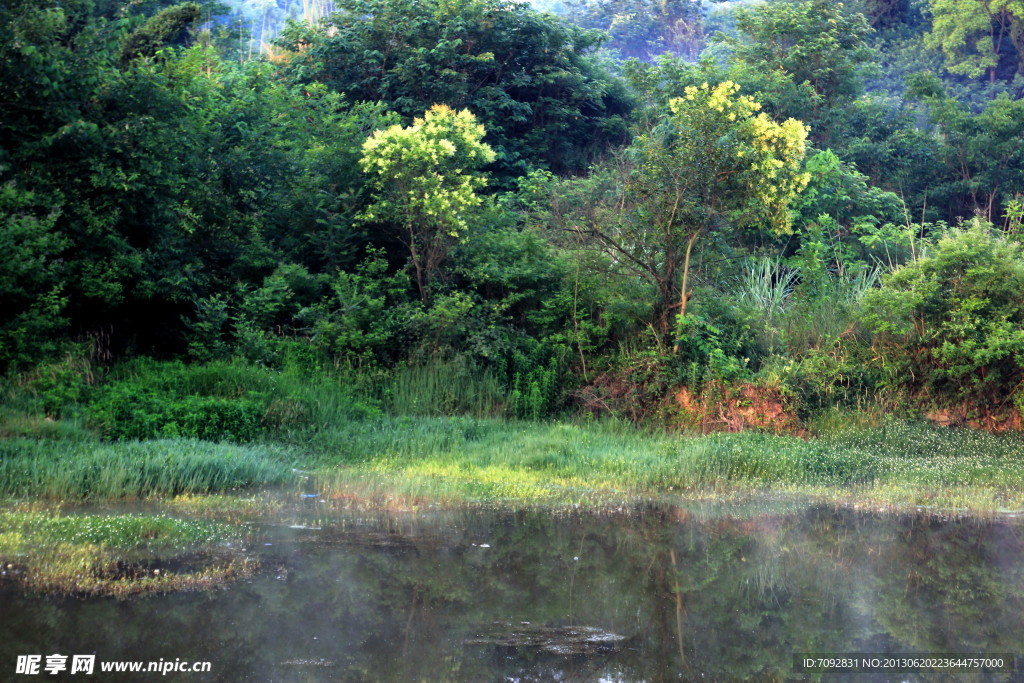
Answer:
[276, 0, 632, 182]
[4, 0, 1024, 428]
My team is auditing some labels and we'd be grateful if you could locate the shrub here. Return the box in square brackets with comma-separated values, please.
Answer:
[87, 386, 263, 441]
[506, 340, 565, 420]
[672, 300, 757, 390]
[21, 351, 97, 418]
[84, 359, 379, 441]
[861, 221, 1024, 410]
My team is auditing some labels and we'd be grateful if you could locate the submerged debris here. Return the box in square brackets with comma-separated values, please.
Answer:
[466, 622, 629, 657]
[281, 659, 335, 668]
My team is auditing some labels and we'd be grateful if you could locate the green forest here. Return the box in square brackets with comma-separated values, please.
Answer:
[5, 0, 1024, 528]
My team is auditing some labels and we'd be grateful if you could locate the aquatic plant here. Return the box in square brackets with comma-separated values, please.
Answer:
[0, 511, 257, 597]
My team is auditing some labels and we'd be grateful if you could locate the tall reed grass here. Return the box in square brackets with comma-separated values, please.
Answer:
[779, 268, 881, 353]
[737, 257, 799, 322]
[0, 439, 295, 500]
[385, 358, 509, 417]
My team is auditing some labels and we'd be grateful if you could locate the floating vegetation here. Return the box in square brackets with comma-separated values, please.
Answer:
[0, 511, 257, 597]
[162, 492, 291, 520]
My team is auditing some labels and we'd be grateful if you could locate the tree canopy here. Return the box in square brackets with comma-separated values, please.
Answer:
[277, 0, 632, 184]
[359, 104, 496, 303]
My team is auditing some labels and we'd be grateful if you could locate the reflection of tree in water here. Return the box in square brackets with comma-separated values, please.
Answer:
[2, 507, 1024, 680]
[634, 506, 858, 680]
[855, 513, 1024, 654]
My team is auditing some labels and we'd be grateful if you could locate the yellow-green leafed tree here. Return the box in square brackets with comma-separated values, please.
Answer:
[925, 0, 1024, 81]
[359, 104, 496, 303]
[611, 82, 809, 341]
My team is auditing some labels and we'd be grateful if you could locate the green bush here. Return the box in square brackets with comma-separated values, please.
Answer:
[83, 359, 380, 441]
[761, 342, 886, 416]
[672, 301, 756, 389]
[506, 340, 564, 420]
[87, 386, 263, 441]
[299, 251, 408, 364]
[22, 351, 97, 418]
[861, 221, 1024, 409]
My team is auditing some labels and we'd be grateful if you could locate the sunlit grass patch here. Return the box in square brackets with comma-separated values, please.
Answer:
[319, 467, 576, 508]
[308, 416, 1024, 513]
[809, 482, 1024, 516]
[0, 511, 235, 550]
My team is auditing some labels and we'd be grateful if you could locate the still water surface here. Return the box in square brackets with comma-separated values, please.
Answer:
[2, 502, 1023, 681]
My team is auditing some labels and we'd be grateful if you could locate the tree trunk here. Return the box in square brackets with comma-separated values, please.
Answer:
[672, 230, 702, 353]
[406, 224, 430, 305]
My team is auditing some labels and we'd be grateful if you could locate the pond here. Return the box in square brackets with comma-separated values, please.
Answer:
[2, 502, 1023, 681]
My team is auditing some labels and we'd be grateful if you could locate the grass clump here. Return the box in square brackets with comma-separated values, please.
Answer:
[0, 439, 296, 500]
[0, 510, 257, 597]
[386, 358, 508, 418]
[162, 492, 290, 520]
[0, 511, 237, 550]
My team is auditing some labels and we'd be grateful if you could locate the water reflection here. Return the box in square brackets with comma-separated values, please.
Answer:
[2, 504, 1022, 681]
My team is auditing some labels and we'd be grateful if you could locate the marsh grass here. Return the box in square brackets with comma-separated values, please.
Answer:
[385, 359, 509, 417]
[4, 354, 1024, 514]
[804, 405, 886, 434]
[778, 268, 880, 355]
[0, 510, 256, 597]
[0, 511, 238, 550]
[0, 413, 95, 441]
[309, 416, 1024, 512]
[738, 256, 799, 321]
[0, 439, 296, 500]
[163, 492, 291, 519]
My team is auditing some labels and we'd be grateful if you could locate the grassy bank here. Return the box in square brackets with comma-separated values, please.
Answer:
[4, 358, 1024, 599]
[306, 417, 1024, 513]
[3, 413, 1024, 513]
[0, 439, 295, 500]
[2, 414, 1024, 598]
